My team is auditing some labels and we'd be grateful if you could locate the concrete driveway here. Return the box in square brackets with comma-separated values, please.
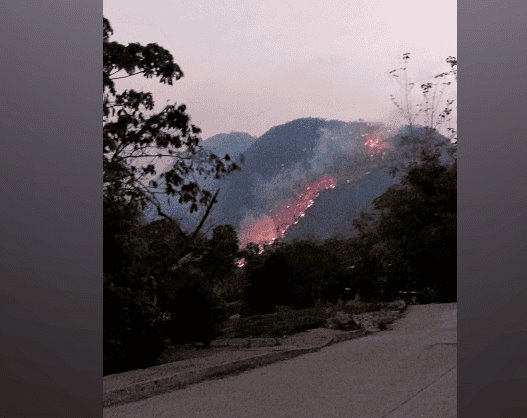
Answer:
[104, 303, 457, 418]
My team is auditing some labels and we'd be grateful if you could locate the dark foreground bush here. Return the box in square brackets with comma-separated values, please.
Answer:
[159, 278, 227, 348]
[103, 277, 166, 375]
[242, 242, 347, 315]
[104, 276, 227, 374]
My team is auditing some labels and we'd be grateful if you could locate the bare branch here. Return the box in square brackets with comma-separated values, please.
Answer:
[110, 70, 147, 80]
[191, 188, 220, 239]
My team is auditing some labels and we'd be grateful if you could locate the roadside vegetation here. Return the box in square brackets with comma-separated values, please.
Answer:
[225, 302, 393, 339]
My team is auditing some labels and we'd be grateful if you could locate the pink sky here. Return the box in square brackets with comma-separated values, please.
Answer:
[104, 0, 456, 138]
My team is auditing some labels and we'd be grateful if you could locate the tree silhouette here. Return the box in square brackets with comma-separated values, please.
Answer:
[389, 54, 457, 143]
[103, 17, 240, 373]
[103, 18, 238, 223]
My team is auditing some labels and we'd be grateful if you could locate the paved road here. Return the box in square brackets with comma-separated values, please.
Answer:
[104, 303, 457, 418]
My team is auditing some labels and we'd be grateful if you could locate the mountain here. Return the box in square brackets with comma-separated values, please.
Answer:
[201, 131, 257, 159]
[211, 118, 381, 226]
[161, 118, 453, 245]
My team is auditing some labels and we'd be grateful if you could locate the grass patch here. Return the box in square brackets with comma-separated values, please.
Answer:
[340, 302, 390, 315]
[226, 302, 395, 338]
[229, 306, 328, 338]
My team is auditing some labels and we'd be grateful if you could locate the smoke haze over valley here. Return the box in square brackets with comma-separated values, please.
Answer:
[160, 117, 452, 248]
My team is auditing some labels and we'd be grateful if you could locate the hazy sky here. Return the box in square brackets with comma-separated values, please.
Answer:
[104, 1, 456, 138]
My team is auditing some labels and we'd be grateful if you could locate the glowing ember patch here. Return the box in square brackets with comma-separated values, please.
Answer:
[364, 133, 389, 156]
[239, 175, 337, 249]
[235, 258, 246, 268]
[238, 215, 276, 249]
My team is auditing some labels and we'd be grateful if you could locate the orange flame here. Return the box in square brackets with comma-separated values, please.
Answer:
[364, 133, 389, 156]
[239, 175, 337, 249]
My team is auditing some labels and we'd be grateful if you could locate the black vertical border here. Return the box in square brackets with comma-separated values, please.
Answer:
[0, 1, 102, 417]
[459, 1, 527, 416]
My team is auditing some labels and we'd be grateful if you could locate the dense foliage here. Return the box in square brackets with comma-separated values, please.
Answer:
[353, 150, 456, 302]
[103, 19, 238, 215]
[240, 147, 456, 313]
[103, 18, 239, 374]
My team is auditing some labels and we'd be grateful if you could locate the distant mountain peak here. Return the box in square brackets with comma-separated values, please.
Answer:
[202, 131, 257, 157]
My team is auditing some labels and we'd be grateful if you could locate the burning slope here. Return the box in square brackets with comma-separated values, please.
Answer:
[202, 119, 403, 253]
[239, 175, 336, 248]
[237, 128, 392, 249]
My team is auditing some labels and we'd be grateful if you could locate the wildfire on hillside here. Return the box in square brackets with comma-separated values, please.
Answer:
[364, 132, 389, 157]
[238, 174, 336, 249]
[236, 130, 390, 257]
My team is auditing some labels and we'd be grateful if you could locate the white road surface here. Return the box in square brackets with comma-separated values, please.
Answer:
[104, 303, 457, 418]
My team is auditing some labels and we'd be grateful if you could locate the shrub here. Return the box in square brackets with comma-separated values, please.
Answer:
[158, 269, 227, 347]
[103, 275, 166, 375]
[233, 306, 329, 338]
[241, 241, 348, 314]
